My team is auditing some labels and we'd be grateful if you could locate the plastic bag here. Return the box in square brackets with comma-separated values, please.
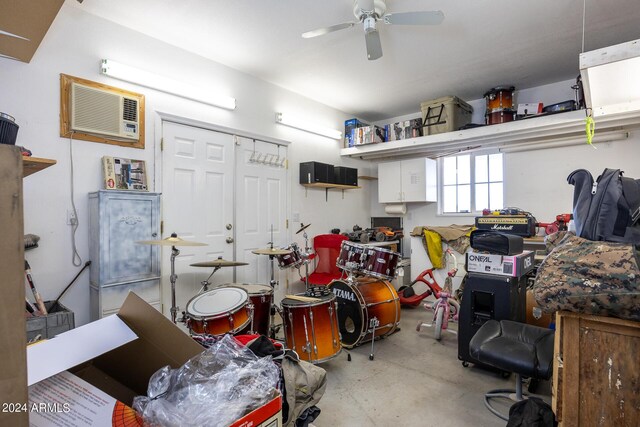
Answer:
[133, 334, 280, 427]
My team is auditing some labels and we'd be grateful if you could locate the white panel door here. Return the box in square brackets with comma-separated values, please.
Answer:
[161, 121, 235, 318]
[234, 137, 289, 291]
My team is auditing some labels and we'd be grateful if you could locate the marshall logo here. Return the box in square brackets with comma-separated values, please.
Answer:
[491, 224, 514, 231]
[332, 288, 356, 302]
[477, 217, 529, 225]
[468, 254, 491, 262]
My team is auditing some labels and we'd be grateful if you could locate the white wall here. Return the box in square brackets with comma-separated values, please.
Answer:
[0, 4, 370, 326]
[369, 80, 640, 270]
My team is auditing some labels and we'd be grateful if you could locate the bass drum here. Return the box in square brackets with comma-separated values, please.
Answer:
[281, 292, 342, 364]
[328, 278, 401, 348]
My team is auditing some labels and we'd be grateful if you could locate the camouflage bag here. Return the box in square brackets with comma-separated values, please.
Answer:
[533, 233, 640, 321]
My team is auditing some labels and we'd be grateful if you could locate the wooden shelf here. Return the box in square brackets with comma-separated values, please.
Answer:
[23, 156, 57, 177]
[301, 182, 361, 189]
[358, 175, 378, 180]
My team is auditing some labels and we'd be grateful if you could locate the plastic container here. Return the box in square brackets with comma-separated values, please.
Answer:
[0, 113, 19, 145]
[26, 301, 75, 341]
[420, 96, 473, 136]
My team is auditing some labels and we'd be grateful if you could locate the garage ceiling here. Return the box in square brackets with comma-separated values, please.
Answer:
[70, 0, 640, 122]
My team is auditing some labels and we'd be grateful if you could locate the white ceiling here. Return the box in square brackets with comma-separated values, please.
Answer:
[69, 0, 640, 122]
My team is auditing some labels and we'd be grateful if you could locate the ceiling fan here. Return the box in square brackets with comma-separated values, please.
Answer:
[301, 0, 444, 60]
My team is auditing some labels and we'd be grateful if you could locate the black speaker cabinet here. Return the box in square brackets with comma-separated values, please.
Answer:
[299, 161, 335, 184]
[457, 272, 527, 368]
[334, 166, 358, 186]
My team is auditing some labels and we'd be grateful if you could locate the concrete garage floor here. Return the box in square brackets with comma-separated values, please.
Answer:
[311, 304, 552, 427]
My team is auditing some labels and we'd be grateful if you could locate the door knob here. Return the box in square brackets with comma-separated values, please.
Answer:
[226, 224, 233, 230]
[226, 237, 234, 244]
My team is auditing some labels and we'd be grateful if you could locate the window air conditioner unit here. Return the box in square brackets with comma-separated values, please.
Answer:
[70, 82, 140, 140]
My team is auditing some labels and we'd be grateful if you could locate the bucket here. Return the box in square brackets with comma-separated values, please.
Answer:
[0, 113, 19, 145]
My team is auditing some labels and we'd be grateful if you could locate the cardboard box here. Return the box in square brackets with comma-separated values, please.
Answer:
[102, 156, 148, 191]
[465, 250, 535, 278]
[517, 103, 543, 116]
[27, 292, 282, 426]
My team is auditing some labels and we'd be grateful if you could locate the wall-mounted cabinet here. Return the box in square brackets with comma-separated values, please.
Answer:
[378, 158, 437, 203]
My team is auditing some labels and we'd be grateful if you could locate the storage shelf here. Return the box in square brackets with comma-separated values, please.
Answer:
[340, 108, 640, 160]
[358, 175, 378, 180]
[301, 182, 361, 189]
[23, 156, 57, 177]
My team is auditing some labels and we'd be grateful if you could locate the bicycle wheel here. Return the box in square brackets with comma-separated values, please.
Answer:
[434, 305, 445, 341]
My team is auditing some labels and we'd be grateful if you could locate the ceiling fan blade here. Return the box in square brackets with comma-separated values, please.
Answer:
[358, 0, 375, 13]
[302, 22, 355, 38]
[365, 30, 382, 60]
[383, 10, 445, 26]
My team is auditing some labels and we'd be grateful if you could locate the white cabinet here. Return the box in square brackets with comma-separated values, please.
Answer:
[378, 158, 437, 203]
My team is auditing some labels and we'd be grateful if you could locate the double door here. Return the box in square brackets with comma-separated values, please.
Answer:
[161, 122, 289, 317]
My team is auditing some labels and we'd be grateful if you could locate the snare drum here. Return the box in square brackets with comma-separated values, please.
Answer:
[185, 287, 251, 336]
[277, 242, 304, 269]
[232, 283, 273, 336]
[328, 277, 401, 348]
[484, 86, 515, 111]
[281, 293, 342, 363]
[485, 108, 515, 125]
[336, 241, 368, 274]
[362, 246, 401, 280]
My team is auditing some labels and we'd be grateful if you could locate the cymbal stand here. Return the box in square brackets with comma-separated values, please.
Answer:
[199, 266, 221, 293]
[302, 229, 311, 288]
[169, 245, 180, 324]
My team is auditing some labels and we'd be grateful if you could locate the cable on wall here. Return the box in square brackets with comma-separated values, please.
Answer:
[69, 132, 83, 267]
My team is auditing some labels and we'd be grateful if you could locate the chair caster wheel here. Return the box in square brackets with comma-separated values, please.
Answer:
[369, 354, 374, 361]
[347, 354, 352, 362]
[462, 361, 469, 367]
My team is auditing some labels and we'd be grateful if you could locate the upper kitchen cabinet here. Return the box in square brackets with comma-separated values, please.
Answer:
[378, 158, 437, 203]
[0, 0, 64, 63]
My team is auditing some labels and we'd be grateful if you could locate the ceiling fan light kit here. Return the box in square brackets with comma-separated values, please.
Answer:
[301, 0, 444, 60]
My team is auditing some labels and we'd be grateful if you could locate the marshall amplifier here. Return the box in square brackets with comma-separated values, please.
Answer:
[299, 161, 335, 184]
[474, 215, 536, 237]
[334, 166, 358, 186]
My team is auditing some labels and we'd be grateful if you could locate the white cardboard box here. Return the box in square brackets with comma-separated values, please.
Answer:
[466, 250, 535, 278]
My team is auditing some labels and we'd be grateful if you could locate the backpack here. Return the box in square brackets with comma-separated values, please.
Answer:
[567, 168, 640, 245]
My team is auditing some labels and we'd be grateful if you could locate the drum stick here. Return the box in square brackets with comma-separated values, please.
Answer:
[25, 260, 47, 315]
[285, 294, 322, 303]
[25, 298, 36, 316]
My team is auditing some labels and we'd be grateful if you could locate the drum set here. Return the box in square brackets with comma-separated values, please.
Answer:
[137, 227, 403, 364]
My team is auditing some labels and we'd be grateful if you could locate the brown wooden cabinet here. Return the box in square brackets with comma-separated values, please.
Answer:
[553, 311, 640, 426]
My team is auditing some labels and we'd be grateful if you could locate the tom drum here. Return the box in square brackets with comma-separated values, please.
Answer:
[277, 242, 305, 269]
[281, 291, 342, 363]
[362, 246, 401, 280]
[336, 241, 368, 274]
[231, 283, 273, 336]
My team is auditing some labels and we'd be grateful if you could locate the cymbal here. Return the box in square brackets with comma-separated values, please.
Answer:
[252, 247, 292, 255]
[136, 235, 207, 247]
[296, 223, 311, 234]
[190, 258, 249, 268]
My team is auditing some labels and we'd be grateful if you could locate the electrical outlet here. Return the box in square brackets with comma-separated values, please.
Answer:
[67, 209, 78, 225]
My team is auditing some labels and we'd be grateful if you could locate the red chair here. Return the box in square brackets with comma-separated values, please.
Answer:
[307, 234, 348, 286]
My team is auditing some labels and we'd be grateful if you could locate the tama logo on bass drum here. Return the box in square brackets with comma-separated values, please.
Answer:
[332, 288, 357, 302]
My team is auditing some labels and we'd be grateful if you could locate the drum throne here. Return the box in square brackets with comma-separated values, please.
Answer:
[307, 234, 349, 286]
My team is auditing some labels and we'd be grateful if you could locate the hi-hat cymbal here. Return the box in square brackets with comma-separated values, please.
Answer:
[190, 258, 249, 268]
[252, 247, 292, 255]
[296, 223, 311, 234]
[136, 234, 207, 247]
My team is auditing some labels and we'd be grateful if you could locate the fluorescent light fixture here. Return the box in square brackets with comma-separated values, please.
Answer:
[100, 59, 236, 110]
[275, 112, 342, 140]
[499, 131, 628, 153]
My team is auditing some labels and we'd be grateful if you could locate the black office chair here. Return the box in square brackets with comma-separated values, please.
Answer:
[469, 320, 555, 421]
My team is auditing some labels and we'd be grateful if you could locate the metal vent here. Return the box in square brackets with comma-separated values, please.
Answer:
[123, 97, 138, 122]
[72, 85, 120, 135]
